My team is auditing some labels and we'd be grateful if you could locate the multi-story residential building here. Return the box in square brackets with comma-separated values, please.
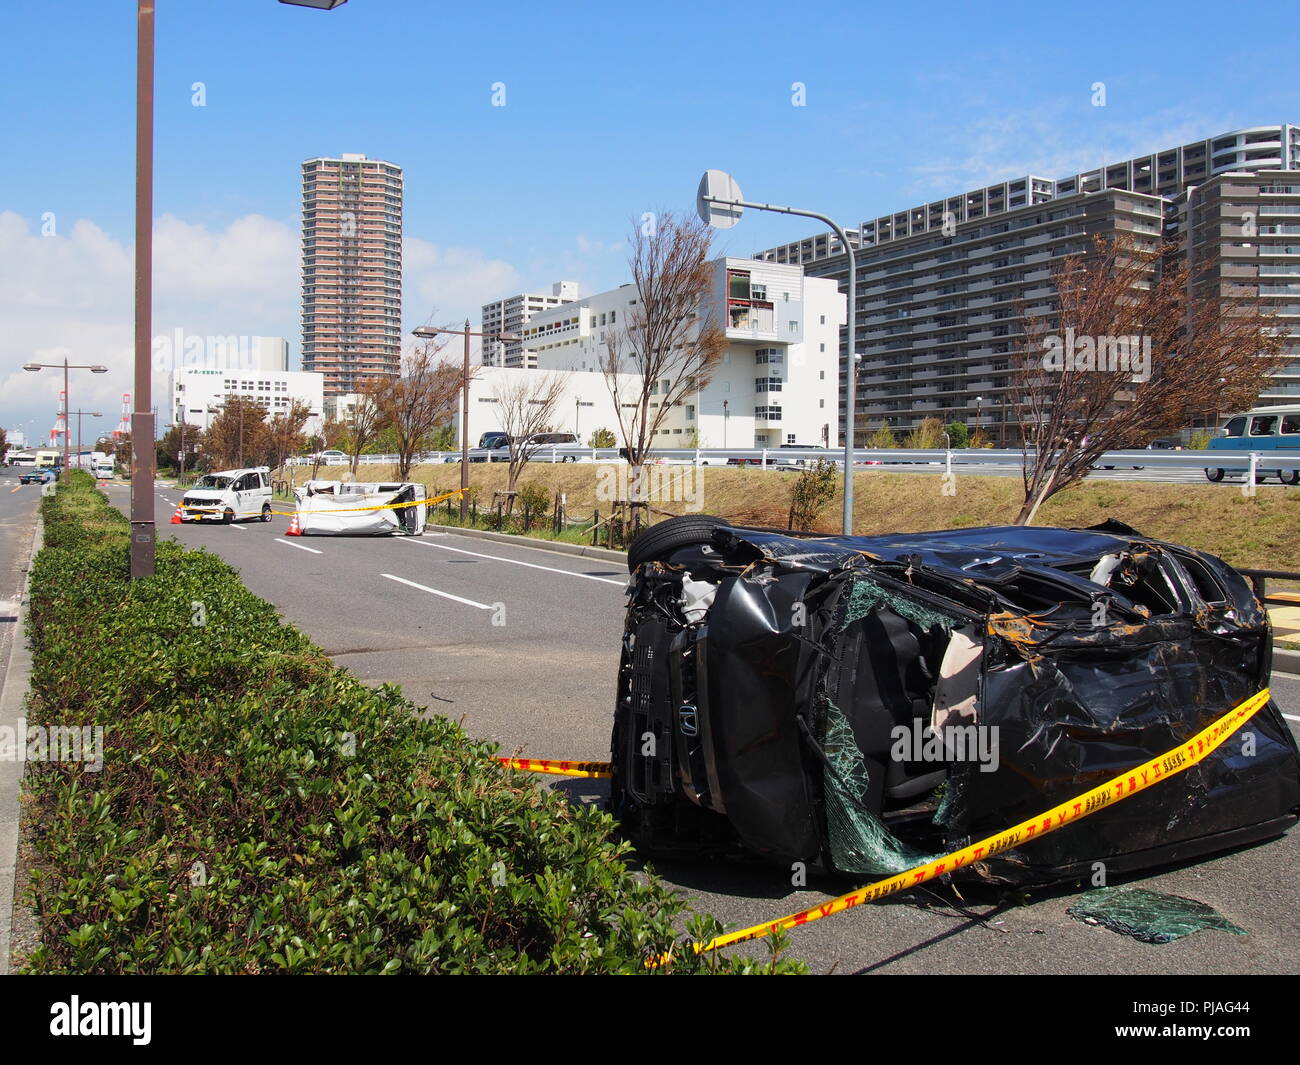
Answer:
[301, 153, 403, 396]
[521, 257, 844, 449]
[756, 124, 1300, 443]
[170, 367, 326, 438]
[480, 281, 579, 368]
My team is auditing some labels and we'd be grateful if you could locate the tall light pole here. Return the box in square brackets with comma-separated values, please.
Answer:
[575, 395, 581, 440]
[412, 323, 520, 519]
[127, 0, 350, 580]
[23, 359, 109, 483]
[697, 170, 858, 534]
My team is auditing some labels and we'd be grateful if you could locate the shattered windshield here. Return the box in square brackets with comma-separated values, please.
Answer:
[195, 475, 232, 490]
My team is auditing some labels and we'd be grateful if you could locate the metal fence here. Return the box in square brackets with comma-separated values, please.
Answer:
[292, 446, 1300, 477]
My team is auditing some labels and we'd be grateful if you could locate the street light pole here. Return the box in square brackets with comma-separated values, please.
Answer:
[412, 323, 520, 520]
[697, 172, 858, 534]
[23, 359, 109, 484]
[131, 0, 157, 578]
[462, 321, 470, 518]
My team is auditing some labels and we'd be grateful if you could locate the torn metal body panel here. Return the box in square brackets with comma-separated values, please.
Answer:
[610, 518, 1300, 885]
[293, 481, 427, 536]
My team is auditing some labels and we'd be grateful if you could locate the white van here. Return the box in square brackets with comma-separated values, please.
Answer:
[178, 467, 274, 523]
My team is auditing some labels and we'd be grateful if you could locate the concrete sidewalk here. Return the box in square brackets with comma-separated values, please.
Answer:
[0, 516, 42, 975]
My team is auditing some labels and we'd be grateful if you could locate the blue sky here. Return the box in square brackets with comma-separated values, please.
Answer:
[1, 0, 1296, 438]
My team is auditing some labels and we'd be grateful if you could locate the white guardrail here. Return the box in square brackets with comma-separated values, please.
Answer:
[291, 447, 1300, 477]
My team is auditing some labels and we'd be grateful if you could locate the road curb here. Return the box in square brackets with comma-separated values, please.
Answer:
[1275, 647, 1300, 676]
[0, 511, 42, 976]
[426, 524, 627, 565]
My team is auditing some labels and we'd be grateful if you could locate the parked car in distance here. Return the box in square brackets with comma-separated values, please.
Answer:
[487, 431, 585, 462]
[1204, 406, 1300, 484]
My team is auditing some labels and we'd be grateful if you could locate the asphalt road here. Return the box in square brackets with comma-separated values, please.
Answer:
[97, 477, 1300, 975]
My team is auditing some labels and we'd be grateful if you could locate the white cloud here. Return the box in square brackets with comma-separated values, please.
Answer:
[0, 209, 299, 441]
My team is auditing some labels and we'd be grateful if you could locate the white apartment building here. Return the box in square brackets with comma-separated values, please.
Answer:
[520, 257, 844, 448]
[481, 281, 579, 368]
[463, 366, 639, 449]
[170, 367, 326, 438]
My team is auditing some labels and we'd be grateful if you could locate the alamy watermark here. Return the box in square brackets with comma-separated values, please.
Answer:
[0, 718, 104, 771]
[1042, 328, 1151, 382]
[595, 464, 704, 512]
[890, 721, 999, 773]
[152, 329, 275, 373]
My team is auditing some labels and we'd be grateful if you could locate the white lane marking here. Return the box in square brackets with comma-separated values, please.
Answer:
[1284, 713, 1300, 723]
[399, 537, 624, 585]
[275, 538, 322, 554]
[380, 573, 492, 610]
[229, 524, 246, 531]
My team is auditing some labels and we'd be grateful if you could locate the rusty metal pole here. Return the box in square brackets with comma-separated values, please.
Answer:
[460, 320, 470, 520]
[130, 0, 157, 578]
[62, 359, 70, 483]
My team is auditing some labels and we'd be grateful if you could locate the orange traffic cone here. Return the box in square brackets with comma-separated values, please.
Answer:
[170, 505, 183, 525]
[285, 512, 302, 536]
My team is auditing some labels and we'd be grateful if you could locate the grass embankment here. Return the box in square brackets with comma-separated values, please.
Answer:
[297, 461, 1300, 573]
[19, 472, 800, 974]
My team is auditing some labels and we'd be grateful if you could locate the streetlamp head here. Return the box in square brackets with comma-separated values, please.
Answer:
[90, 365, 109, 374]
[498, 332, 521, 342]
[278, 0, 348, 8]
[23, 363, 40, 372]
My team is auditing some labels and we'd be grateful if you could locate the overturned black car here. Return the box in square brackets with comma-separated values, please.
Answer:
[610, 516, 1300, 886]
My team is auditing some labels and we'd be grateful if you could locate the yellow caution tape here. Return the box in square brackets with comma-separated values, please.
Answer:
[651, 686, 1271, 966]
[178, 486, 466, 518]
[497, 757, 613, 779]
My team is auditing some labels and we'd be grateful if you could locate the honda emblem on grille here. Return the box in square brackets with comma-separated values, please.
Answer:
[678, 703, 698, 736]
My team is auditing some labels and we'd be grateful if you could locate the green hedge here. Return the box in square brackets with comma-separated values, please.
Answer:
[21, 474, 801, 973]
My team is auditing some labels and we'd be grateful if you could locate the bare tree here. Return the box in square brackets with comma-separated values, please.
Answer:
[1012, 235, 1279, 524]
[344, 390, 389, 476]
[599, 211, 727, 498]
[373, 342, 463, 480]
[263, 400, 314, 472]
[494, 372, 567, 502]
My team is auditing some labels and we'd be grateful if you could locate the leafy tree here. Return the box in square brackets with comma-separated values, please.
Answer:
[866, 423, 897, 449]
[904, 416, 946, 450]
[788, 459, 838, 530]
[946, 421, 970, 448]
[588, 427, 617, 448]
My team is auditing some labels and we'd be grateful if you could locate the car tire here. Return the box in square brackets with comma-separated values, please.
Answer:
[1205, 468, 1225, 482]
[626, 514, 731, 573]
[223, 508, 234, 524]
[1281, 470, 1299, 486]
[261, 503, 272, 522]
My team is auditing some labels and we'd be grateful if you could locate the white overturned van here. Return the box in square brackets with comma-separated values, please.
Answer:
[292, 480, 427, 535]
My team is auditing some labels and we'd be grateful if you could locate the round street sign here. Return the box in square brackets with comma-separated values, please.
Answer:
[696, 169, 744, 229]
